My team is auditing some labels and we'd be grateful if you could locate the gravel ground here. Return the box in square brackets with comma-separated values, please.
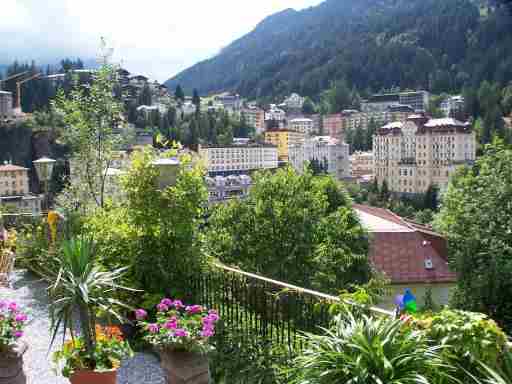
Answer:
[0, 270, 165, 384]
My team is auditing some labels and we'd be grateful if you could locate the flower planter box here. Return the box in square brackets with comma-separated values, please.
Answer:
[0, 341, 27, 384]
[159, 350, 209, 384]
[69, 370, 116, 384]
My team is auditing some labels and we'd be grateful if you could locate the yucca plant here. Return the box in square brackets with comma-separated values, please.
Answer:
[285, 313, 457, 384]
[469, 351, 512, 384]
[49, 236, 135, 369]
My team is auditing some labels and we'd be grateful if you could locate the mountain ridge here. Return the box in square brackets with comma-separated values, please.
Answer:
[165, 0, 512, 99]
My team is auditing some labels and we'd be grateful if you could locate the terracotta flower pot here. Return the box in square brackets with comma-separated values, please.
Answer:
[69, 370, 116, 384]
[159, 349, 209, 384]
[0, 341, 27, 384]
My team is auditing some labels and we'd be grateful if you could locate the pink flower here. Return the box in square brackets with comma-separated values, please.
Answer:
[172, 300, 184, 309]
[174, 328, 188, 337]
[15, 313, 27, 323]
[207, 313, 219, 322]
[164, 320, 178, 330]
[200, 329, 214, 337]
[148, 323, 160, 333]
[156, 303, 169, 312]
[0, 300, 6, 310]
[186, 305, 203, 314]
[8, 302, 18, 312]
[135, 309, 147, 320]
[14, 331, 23, 338]
[160, 298, 173, 307]
[135, 309, 148, 320]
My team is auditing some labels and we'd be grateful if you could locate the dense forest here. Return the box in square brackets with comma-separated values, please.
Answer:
[166, 0, 512, 100]
[0, 58, 88, 113]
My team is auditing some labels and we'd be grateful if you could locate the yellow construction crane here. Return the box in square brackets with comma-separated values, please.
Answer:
[0, 71, 30, 91]
[15, 73, 41, 112]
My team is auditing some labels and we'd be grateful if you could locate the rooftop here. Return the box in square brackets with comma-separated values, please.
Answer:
[381, 121, 404, 129]
[0, 164, 29, 172]
[354, 204, 456, 284]
[424, 118, 466, 127]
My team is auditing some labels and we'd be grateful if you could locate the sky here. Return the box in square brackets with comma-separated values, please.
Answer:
[1, 0, 323, 82]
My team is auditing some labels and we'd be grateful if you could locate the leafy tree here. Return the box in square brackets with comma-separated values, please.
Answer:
[413, 209, 434, 225]
[174, 84, 185, 102]
[366, 118, 378, 151]
[205, 169, 372, 293]
[380, 179, 390, 202]
[434, 142, 512, 333]
[119, 148, 208, 296]
[423, 184, 438, 210]
[54, 63, 124, 212]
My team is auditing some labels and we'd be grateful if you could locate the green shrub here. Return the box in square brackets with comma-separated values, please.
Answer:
[286, 313, 454, 384]
[412, 309, 509, 381]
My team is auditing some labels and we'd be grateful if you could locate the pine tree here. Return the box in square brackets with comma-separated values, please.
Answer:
[423, 184, 438, 210]
[175, 84, 185, 102]
[380, 180, 390, 202]
[192, 89, 201, 109]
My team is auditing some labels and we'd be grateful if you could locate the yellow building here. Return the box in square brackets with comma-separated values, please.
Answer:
[264, 130, 305, 162]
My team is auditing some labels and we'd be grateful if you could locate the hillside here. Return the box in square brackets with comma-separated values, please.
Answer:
[165, 0, 512, 99]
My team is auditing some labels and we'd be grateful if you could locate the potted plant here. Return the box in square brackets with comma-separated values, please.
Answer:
[136, 298, 220, 384]
[0, 300, 28, 384]
[49, 236, 134, 384]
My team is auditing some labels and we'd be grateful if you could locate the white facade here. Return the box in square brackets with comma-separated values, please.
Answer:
[374, 117, 476, 194]
[180, 102, 197, 116]
[0, 91, 13, 120]
[283, 93, 305, 109]
[289, 118, 314, 135]
[265, 105, 286, 121]
[362, 91, 430, 113]
[199, 144, 278, 175]
[288, 136, 351, 180]
[205, 175, 252, 203]
[440, 95, 465, 117]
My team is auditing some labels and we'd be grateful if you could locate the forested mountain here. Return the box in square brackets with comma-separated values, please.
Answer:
[165, 0, 512, 99]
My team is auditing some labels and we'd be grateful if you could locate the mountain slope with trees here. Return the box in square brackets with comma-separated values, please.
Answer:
[165, 0, 512, 99]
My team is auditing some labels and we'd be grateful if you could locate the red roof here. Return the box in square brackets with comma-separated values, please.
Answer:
[0, 164, 29, 172]
[354, 204, 456, 284]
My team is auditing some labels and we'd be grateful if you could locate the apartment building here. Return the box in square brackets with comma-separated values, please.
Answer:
[265, 105, 286, 122]
[440, 95, 465, 118]
[373, 116, 476, 194]
[341, 105, 415, 132]
[362, 91, 430, 113]
[0, 164, 30, 196]
[323, 114, 344, 140]
[288, 136, 350, 180]
[0, 91, 13, 120]
[289, 118, 314, 135]
[350, 151, 374, 180]
[199, 143, 278, 176]
[215, 93, 242, 112]
[242, 107, 265, 135]
[0, 163, 41, 214]
[264, 129, 305, 162]
[205, 175, 252, 203]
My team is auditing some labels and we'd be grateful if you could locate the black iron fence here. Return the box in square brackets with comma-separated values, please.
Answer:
[183, 263, 394, 383]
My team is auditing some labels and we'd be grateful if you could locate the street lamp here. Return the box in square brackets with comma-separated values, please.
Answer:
[33, 157, 56, 212]
[152, 158, 180, 190]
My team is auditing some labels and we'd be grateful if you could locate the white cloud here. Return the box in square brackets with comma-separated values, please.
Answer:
[0, 0, 323, 82]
